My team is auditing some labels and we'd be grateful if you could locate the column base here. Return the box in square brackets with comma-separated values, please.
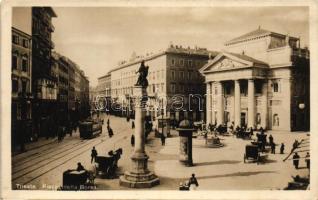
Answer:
[119, 171, 160, 188]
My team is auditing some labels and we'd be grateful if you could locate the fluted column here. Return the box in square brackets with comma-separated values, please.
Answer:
[247, 79, 255, 128]
[216, 82, 224, 125]
[206, 82, 212, 125]
[234, 80, 241, 128]
[211, 82, 216, 124]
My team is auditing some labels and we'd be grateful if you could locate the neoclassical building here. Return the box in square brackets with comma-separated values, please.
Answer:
[200, 28, 309, 131]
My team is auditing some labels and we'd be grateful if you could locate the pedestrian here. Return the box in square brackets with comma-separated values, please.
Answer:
[91, 146, 98, 163]
[280, 143, 285, 154]
[293, 152, 300, 169]
[188, 173, 199, 190]
[108, 127, 114, 138]
[132, 120, 135, 129]
[76, 162, 85, 171]
[131, 134, 135, 147]
[269, 134, 274, 145]
[271, 142, 276, 154]
[305, 152, 310, 169]
[160, 133, 166, 146]
[107, 119, 110, 126]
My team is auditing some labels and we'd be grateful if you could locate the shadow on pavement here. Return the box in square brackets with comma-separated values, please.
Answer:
[197, 171, 277, 180]
[195, 160, 241, 166]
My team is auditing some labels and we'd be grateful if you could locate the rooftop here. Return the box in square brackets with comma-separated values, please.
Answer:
[225, 27, 298, 46]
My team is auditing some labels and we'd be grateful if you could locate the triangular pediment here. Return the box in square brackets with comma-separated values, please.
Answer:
[200, 52, 268, 74]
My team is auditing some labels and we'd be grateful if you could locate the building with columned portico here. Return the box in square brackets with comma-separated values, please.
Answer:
[200, 28, 309, 132]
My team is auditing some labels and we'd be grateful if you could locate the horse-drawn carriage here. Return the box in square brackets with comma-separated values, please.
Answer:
[244, 145, 261, 164]
[62, 169, 94, 190]
[95, 148, 122, 178]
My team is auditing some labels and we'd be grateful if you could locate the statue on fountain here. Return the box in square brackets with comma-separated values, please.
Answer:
[135, 60, 149, 87]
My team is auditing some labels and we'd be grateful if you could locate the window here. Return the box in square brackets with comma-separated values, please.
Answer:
[187, 71, 190, 80]
[12, 79, 18, 93]
[255, 81, 262, 94]
[170, 83, 176, 93]
[181, 71, 184, 80]
[273, 82, 279, 92]
[171, 70, 175, 80]
[12, 55, 18, 70]
[22, 80, 27, 94]
[273, 114, 279, 126]
[22, 39, 29, 48]
[161, 83, 164, 92]
[171, 59, 175, 66]
[188, 60, 193, 67]
[22, 57, 28, 72]
[180, 59, 184, 66]
[12, 35, 19, 44]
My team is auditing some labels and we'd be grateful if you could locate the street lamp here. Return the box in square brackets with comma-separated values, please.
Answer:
[299, 103, 305, 110]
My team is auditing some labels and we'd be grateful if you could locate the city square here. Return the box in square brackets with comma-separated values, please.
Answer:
[5, 4, 312, 195]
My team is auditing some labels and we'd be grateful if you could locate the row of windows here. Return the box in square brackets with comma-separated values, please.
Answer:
[12, 79, 29, 94]
[170, 58, 203, 68]
[12, 35, 30, 48]
[170, 83, 202, 94]
[170, 70, 200, 81]
[112, 70, 165, 87]
[12, 55, 29, 73]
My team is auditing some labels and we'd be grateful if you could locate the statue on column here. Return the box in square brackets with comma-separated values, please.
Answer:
[135, 60, 149, 87]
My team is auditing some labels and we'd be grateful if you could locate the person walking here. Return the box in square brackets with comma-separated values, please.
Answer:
[131, 134, 135, 147]
[91, 146, 98, 163]
[107, 119, 110, 126]
[108, 127, 114, 138]
[269, 134, 274, 145]
[160, 133, 166, 146]
[132, 120, 135, 129]
[305, 152, 310, 169]
[188, 173, 199, 190]
[293, 152, 300, 169]
[280, 143, 285, 154]
[271, 142, 276, 154]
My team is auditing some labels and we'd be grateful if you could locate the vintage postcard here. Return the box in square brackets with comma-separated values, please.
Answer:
[1, 0, 317, 199]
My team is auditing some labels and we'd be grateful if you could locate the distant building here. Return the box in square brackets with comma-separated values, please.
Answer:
[11, 27, 33, 150]
[106, 45, 218, 122]
[96, 73, 111, 112]
[200, 28, 310, 131]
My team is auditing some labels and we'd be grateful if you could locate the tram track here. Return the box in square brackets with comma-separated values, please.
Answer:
[13, 116, 131, 187]
[13, 139, 84, 167]
[22, 134, 129, 185]
[12, 138, 98, 181]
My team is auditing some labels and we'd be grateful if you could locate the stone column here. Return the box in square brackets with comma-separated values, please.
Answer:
[247, 79, 255, 128]
[206, 82, 212, 125]
[211, 82, 216, 124]
[234, 80, 241, 128]
[119, 86, 160, 188]
[216, 82, 224, 125]
[262, 81, 268, 129]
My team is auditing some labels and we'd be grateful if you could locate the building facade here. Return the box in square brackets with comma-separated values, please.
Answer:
[96, 73, 111, 112]
[31, 7, 58, 138]
[11, 27, 33, 151]
[200, 28, 310, 131]
[107, 45, 218, 122]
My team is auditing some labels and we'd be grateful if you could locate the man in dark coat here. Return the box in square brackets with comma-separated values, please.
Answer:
[131, 134, 135, 147]
[305, 152, 310, 169]
[280, 143, 285, 154]
[293, 152, 300, 169]
[132, 121, 135, 129]
[160, 133, 166, 146]
[91, 146, 98, 163]
[271, 142, 276, 154]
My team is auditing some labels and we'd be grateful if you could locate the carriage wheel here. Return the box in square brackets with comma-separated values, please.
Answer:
[244, 154, 246, 163]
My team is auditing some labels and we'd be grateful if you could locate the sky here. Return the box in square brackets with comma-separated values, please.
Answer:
[51, 6, 309, 87]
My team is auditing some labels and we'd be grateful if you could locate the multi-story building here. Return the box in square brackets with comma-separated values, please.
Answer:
[80, 73, 90, 119]
[108, 45, 218, 122]
[31, 7, 58, 138]
[67, 59, 76, 113]
[200, 28, 310, 131]
[11, 27, 33, 151]
[96, 73, 111, 112]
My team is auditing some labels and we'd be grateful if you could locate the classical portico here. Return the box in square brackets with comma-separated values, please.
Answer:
[201, 52, 269, 129]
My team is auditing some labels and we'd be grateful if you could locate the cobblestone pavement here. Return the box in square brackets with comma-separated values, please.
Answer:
[12, 114, 309, 190]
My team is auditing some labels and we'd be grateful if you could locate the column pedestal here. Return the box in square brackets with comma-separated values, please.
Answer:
[119, 86, 159, 188]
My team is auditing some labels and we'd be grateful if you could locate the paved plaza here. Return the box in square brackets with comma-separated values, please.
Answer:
[12, 114, 309, 190]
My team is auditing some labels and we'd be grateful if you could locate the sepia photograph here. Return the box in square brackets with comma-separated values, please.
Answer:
[1, 0, 317, 199]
